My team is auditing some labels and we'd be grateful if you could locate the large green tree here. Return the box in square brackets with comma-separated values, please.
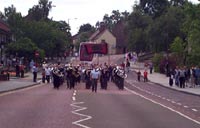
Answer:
[27, 0, 53, 21]
[139, 0, 169, 18]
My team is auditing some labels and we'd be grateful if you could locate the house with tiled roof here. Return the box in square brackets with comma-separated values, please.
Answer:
[0, 19, 11, 62]
[0, 19, 11, 42]
[89, 25, 116, 55]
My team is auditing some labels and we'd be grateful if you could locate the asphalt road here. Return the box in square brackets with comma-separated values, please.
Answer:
[0, 55, 200, 128]
[0, 84, 79, 128]
[74, 82, 200, 128]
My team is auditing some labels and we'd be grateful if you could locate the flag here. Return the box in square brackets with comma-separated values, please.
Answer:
[85, 43, 108, 54]
[79, 43, 93, 61]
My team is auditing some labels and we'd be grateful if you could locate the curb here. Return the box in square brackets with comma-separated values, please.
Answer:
[130, 69, 200, 97]
[152, 82, 200, 97]
[0, 80, 42, 94]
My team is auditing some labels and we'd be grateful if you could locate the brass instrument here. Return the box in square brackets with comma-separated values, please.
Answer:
[114, 66, 127, 79]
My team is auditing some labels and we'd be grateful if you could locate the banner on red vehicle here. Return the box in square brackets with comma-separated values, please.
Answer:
[79, 43, 93, 61]
[85, 43, 108, 54]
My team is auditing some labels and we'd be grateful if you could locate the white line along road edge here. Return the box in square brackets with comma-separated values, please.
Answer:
[124, 87, 200, 125]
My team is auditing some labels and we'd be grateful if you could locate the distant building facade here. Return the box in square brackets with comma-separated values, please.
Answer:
[0, 19, 11, 62]
[89, 27, 116, 55]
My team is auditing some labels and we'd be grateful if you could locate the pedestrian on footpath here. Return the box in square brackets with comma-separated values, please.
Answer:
[126, 59, 130, 73]
[169, 74, 173, 86]
[149, 62, 153, 74]
[143, 70, 148, 82]
[32, 64, 38, 82]
[137, 70, 141, 81]
[42, 68, 46, 83]
[45, 67, 51, 83]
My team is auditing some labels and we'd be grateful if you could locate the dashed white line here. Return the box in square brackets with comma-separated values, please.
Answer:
[126, 80, 200, 115]
[125, 87, 200, 125]
[177, 103, 182, 106]
[192, 109, 198, 112]
[171, 101, 176, 104]
[167, 99, 171, 102]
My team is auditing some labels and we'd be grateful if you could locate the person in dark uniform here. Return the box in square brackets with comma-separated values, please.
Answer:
[85, 69, 91, 89]
[16, 63, 20, 77]
[52, 69, 60, 89]
[68, 68, 76, 89]
[137, 70, 141, 81]
[65, 67, 71, 89]
[100, 68, 109, 90]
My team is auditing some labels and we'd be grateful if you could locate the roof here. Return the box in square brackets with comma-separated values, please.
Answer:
[0, 19, 10, 32]
[89, 27, 107, 41]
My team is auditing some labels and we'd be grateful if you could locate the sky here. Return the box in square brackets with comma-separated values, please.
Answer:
[0, 0, 199, 35]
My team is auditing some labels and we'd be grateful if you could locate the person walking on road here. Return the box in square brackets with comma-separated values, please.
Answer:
[90, 66, 100, 93]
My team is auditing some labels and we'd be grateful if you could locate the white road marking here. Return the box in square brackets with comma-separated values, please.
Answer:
[72, 90, 77, 101]
[184, 106, 189, 108]
[71, 102, 92, 128]
[171, 101, 176, 104]
[167, 99, 171, 102]
[177, 103, 182, 106]
[125, 87, 200, 125]
[72, 96, 76, 101]
[192, 109, 198, 112]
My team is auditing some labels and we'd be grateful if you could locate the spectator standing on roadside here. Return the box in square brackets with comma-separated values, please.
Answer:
[29, 60, 34, 72]
[15, 63, 20, 77]
[20, 64, 25, 78]
[144, 70, 148, 82]
[32, 64, 38, 82]
[126, 59, 130, 73]
[137, 70, 141, 81]
[45, 67, 51, 83]
[179, 67, 185, 88]
[149, 62, 153, 74]
[42, 68, 46, 83]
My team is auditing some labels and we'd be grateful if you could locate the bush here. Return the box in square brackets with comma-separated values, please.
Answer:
[152, 53, 163, 72]
[152, 53, 177, 74]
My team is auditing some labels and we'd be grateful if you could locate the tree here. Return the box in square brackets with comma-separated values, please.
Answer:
[139, 0, 169, 18]
[27, 0, 53, 21]
[181, 2, 200, 65]
[147, 5, 185, 52]
[78, 23, 95, 34]
[170, 37, 185, 65]
[22, 21, 69, 58]
[127, 4, 152, 54]
[6, 37, 44, 60]
[3, 5, 24, 39]
[170, 0, 187, 6]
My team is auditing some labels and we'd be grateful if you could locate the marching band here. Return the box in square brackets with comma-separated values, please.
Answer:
[41, 62, 127, 91]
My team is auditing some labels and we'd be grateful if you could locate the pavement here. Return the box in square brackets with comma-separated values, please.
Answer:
[0, 55, 200, 96]
[0, 72, 42, 94]
[130, 61, 200, 96]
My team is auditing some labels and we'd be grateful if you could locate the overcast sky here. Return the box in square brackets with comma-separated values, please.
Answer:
[0, 0, 199, 35]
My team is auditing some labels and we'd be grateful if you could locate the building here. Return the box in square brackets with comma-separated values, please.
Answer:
[0, 19, 11, 63]
[112, 20, 128, 54]
[89, 26, 116, 55]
